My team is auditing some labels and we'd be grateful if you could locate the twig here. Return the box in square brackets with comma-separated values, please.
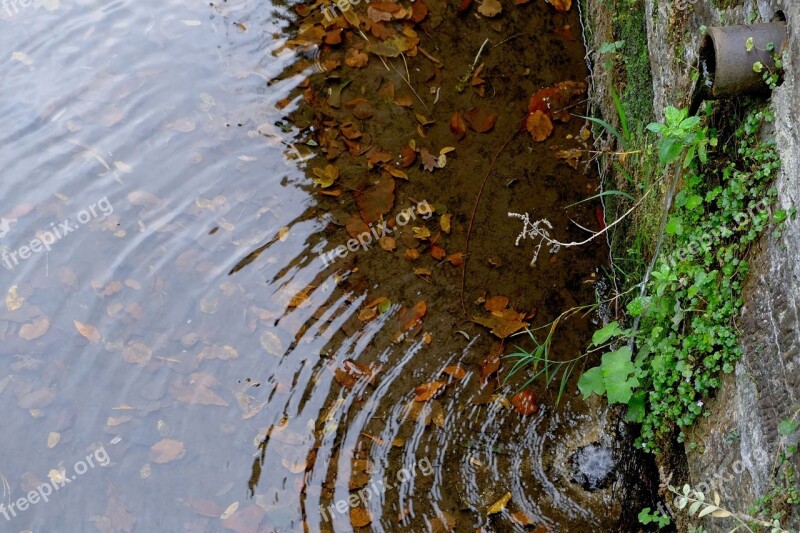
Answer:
[392, 54, 429, 113]
[457, 38, 490, 92]
[460, 128, 519, 313]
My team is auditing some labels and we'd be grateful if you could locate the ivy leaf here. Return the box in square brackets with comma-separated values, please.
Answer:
[577, 367, 605, 397]
[602, 347, 639, 404]
[591, 321, 624, 346]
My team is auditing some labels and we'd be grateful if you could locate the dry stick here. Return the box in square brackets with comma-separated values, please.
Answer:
[460, 128, 519, 314]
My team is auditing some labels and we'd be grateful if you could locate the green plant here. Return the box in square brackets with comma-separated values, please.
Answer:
[638, 507, 671, 529]
[646, 106, 717, 168]
[580, 108, 785, 453]
[751, 42, 784, 91]
[670, 484, 791, 533]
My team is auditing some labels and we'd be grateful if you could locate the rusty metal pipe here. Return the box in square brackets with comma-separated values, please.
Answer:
[698, 23, 787, 99]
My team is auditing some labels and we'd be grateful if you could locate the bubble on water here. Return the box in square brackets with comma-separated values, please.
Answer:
[570, 444, 616, 491]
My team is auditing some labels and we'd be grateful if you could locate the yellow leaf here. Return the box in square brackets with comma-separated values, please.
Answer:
[5, 285, 24, 311]
[440, 214, 452, 234]
[47, 432, 60, 449]
[487, 492, 511, 515]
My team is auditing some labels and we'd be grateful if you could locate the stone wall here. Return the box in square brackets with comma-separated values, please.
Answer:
[584, 0, 800, 530]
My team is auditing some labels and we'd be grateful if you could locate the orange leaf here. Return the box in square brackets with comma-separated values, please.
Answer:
[466, 108, 498, 133]
[411, 0, 429, 22]
[546, 0, 571, 11]
[400, 300, 427, 330]
[429, 246, 446, 260]
[346, 215, 371, 239]
[480, 342, 504, 381]
[446, 252, 464, 266]
[450, 111, 466, 140]
[350, 506, 372, 527]
[399, 145, 417, 168]
[511, 389, 538, 415]
[527, 111, 553, 142]
[414, 381, 446, 401]
[484, 296, 509, 312]
[442, 366, 467, 380]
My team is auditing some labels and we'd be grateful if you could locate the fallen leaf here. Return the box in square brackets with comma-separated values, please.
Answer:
[150, 439, 186, 464]
[484, 296, 509, 312]
[19, 317, 49, 340]
[169, 382, 229, 406]
[5, 285, 24, 311]
[511, 511, 537, 526]
[379, 236, 397, 251]
[312, 165, 340, 188]
[527, 110, 553, 142]
[420, 148, 437, 172]
[47, 432, 61, 448]
[350, 506, 372, 527]
[414, 381, 446, 401]
[511, 389, 538, 415]
[473, 309, 529, 338]
[405, 248, 420, 260]
[478, 0, 502, 17]
[221, 502, 240, 520]
[545, 0, 571, 11]
[466, 108, 498, 133]
[412, 226, 431, 240]
[399, 145, 417, 167]
[260, 331, 283, 356]
[480, 342, 504, 381]
[555, 148, 582, 169]
[356, 177, 395, 223]
[440, 214, 452, 234]
[430, 246, 446, 260]
[123, 342, 153, 364]
[442, 366, 467, 379]
[446, 252, 464, 266]
[400, 300, 427, 330]
[345, 48, 369, 68]
[487, 492, 511, 515]
[74, 320, 101, 344]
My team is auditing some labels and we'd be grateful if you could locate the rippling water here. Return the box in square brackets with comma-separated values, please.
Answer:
[0, 0, 638, 531]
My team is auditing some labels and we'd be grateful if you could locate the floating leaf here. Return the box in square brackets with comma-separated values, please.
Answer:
[74, 320, 101, 345]
[47, 431, 61, 449]
[400, 300, 427, 330]
[260, 331, 283, 356]
[480, 342, 503, 381]
[473, 309, 529, 338]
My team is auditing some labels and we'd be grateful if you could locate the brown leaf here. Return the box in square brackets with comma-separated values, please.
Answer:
[169, 382, 229, 406]
[346, 215, 371, 239]
[414, 381, 446, 401]
[449, 111, 466, 140]
[222, 505, 266, 533]
[150, 439, 186, 464]
[399, 145, 417, 168]
[350, 506, 372, 528]
[123, 342, 153, 364]
[420, 148, 437, 172]
[545, 0, 571, 11]
[405, 248, 420, 261]
[511, 389, 538, 415]
[480, 342, 504, 381]
[411, 0, 429, 22]
[442, 366, 467, 379]
[527, 111, 553, 142]
[379, 236, 397, 251]
[511, 511, 537, 526]
[477, 0, 502, 17]
[429, 246, 446, 260]
[18, 388, 55, 409]
[74, 320, 101, 344]
[98, 484, 136, 533]
[356, 177, 395, 223]
[399, 300, 427, 330]
[446, 252, 464, 266]
[466, 108, 498, 133]
[430, 511, 457, 533]
[19, 317, 49, 340]
[484, 296, 509, 312]
[473, 309, 529, 338]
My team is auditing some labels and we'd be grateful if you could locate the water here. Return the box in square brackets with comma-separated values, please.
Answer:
[0, 0, 649, 531]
